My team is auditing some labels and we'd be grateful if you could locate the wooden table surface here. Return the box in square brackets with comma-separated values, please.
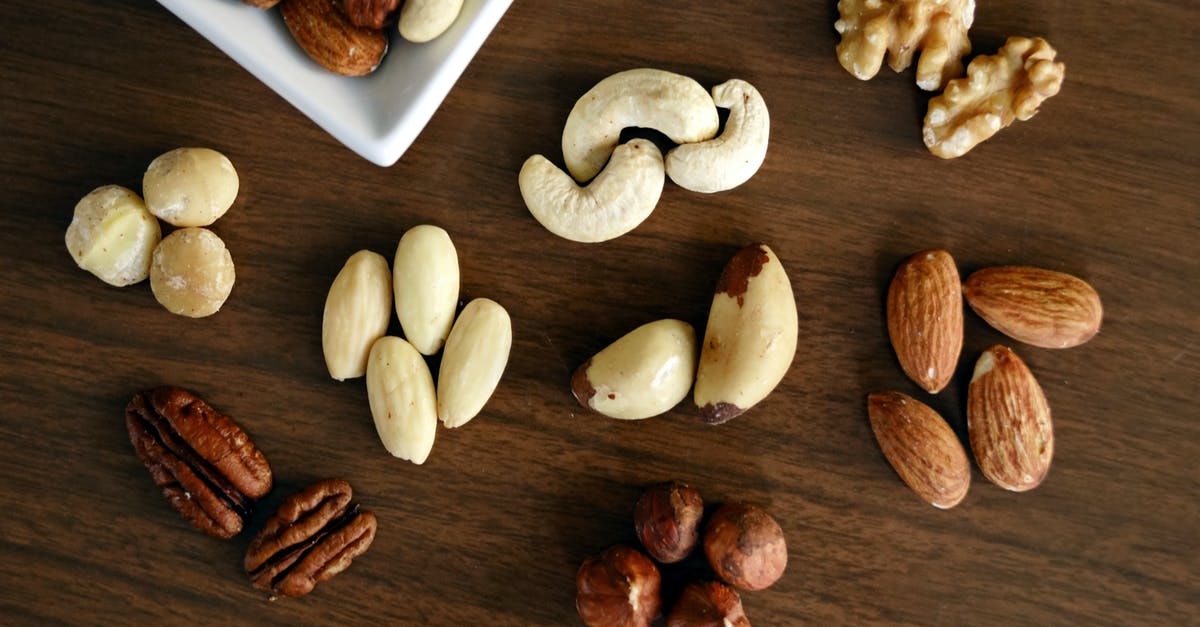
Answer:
[1, 1, 1196, 624]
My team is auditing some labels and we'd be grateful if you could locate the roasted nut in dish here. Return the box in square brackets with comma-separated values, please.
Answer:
[665, 78, 770, 194]
[245, 479, 378, 598]
[125, 386, 273, 539]
[323, 250, 393, 381]
[143, 147, 239, 228]
[834, 0, 974, 91]
[576, 545, 662, 627]
[693, 244, 798, 425]
[280, 0, 389, 77]
[344, 0, 400, 29]
[399, 0, 464, 43]
[149, 227, 236, 318]
[571, 319, 697, 420]
[65, 185, 161, 287]
[924, 36, 1065, 158]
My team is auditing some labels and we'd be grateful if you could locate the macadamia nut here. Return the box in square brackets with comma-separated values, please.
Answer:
[150, 227, 236, 318]
[65, 185, 161, 287]
[143, 147, 239, 227]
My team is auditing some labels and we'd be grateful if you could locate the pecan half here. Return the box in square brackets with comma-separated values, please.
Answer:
[125, 387, 273, 539]
[245, 479, 378, 598]
[343, 0, 401, 29]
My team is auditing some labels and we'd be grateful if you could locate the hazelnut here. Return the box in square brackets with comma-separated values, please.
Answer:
[667, 580, 751, 627]
[703, 503, 787, 591]
[634, 480, 704, 563]
[576, 545, 662, 627]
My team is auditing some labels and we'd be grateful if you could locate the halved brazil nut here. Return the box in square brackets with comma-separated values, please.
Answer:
[393, 225, 460, 355]
[665, 79, 770, 193]
[572, 319, 697, 420]
[437, 298, 512, 428]
[694, 244, 798, 424]
[562, 68, 719, 183]
[520, 139, 664, 243]
[366, 336, 438, 464]
[322, 250, 393, 381]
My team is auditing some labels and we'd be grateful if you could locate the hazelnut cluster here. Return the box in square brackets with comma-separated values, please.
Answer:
[575, 481, 787, 626]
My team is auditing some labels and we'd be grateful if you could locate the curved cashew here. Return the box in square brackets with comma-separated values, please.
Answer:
[665, 79, 769, 193]
[519, 139, 664, 243]
[561, 69, 719, 183]
[399, 0, 463, 43]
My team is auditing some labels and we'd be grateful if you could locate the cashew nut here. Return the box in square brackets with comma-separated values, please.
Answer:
[665, 79, 769, 193]
[561, 69, 719, 183]
[399, 0, 463, 43]
[519, 139, 664, 243]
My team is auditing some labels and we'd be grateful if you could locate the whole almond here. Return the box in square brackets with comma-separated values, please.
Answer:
[366, 336, 437, 464]
[694, 244, 798, 425]
[322, 250, 392, 381]
[886, 249, 963, 394]
[436, 298, 512, 428]
[867, 391, 971, 509]
[280, 0, 388, 77]
[572, 319, 697, 420]
[393, 225, 460, 356]
[968, 346, 1054, 491]
[963, 266, 1102, 349]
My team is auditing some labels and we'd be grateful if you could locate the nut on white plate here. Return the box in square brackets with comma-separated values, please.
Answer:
[867, 391, 971, 509]
[694, 244, 798, 424]
[366, 336, 437, 465]
[561, 68, 719, 183]
[968, 345, 1054, 491]
[665, 78, 770, 194]
[886, 249, 963, 394]
[143, 147, 239, 227]
[571, 319, 697, 420]
[437, 298, 512, 428]
[924, 36, 1065, 158]
[392, 225, 460, 355]
[519, 139, 664, 243]
[149, 227, 236, 318]
[65, 185, 161, 287]
[398, 0, 463, 43]
[322, 250, 393, 381]
[963, 265, 1102, 349]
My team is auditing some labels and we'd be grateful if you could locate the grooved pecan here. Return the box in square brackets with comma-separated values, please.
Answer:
[245, 479, 378, 598]
[125, 387, 273, 539]
[343, 0, 401, 29]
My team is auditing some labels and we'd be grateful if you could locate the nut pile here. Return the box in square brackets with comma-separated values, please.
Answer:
[125, 386, 377, 598]
[519, 69, 770, 243]
[576, 481, 786, 626]
[572, 243, 798, 425]
[242, 0, 465, 77]
[321, 225, 512, 464]
[64, 147, 240, 318]
[870, 250, 1103, 507]
[834, 1, 1066, 158]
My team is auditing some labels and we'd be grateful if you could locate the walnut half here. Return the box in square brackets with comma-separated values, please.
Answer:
[835, 0, 975, 91]
[923, 36, 1066, 159]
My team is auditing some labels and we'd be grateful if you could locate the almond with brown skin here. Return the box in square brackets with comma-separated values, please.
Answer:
[280, 0, 388, 77]
[968, 345, 1054, 491]
[886, 249, 963, 394]
[963, 266, 1103, 349]
[867, 391, 970, 509]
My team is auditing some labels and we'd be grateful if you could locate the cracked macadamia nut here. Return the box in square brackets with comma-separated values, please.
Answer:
[143, 147, 239, 227]
[65, 185, 161, 287]
[150, 227, 236, 318]
[835, 0, 975, 91]
[576, 545, 662, 627]
[703, 503, 787, 591]
[924, 36, 1065, 158]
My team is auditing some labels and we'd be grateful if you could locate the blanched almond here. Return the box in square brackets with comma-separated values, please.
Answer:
[393, 225, 460, 356]
[436, 298, 512, 428]
[322, 250, 392, 381]
[366, 336, 437, 464]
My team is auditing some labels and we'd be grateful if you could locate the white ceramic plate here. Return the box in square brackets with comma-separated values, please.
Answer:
[157, 0, 512, 166]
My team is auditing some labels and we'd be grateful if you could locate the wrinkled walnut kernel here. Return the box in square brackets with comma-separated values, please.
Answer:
[835, 0, 975, 91]
[923, 36, 1065, 159]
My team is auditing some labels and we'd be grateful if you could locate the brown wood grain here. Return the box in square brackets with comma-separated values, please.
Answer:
[1, 1, 1197, 624]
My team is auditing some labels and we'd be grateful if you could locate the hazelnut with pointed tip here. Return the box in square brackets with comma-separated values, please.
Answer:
[667, 580, 751, 627]
[576, 545, 662, 627]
